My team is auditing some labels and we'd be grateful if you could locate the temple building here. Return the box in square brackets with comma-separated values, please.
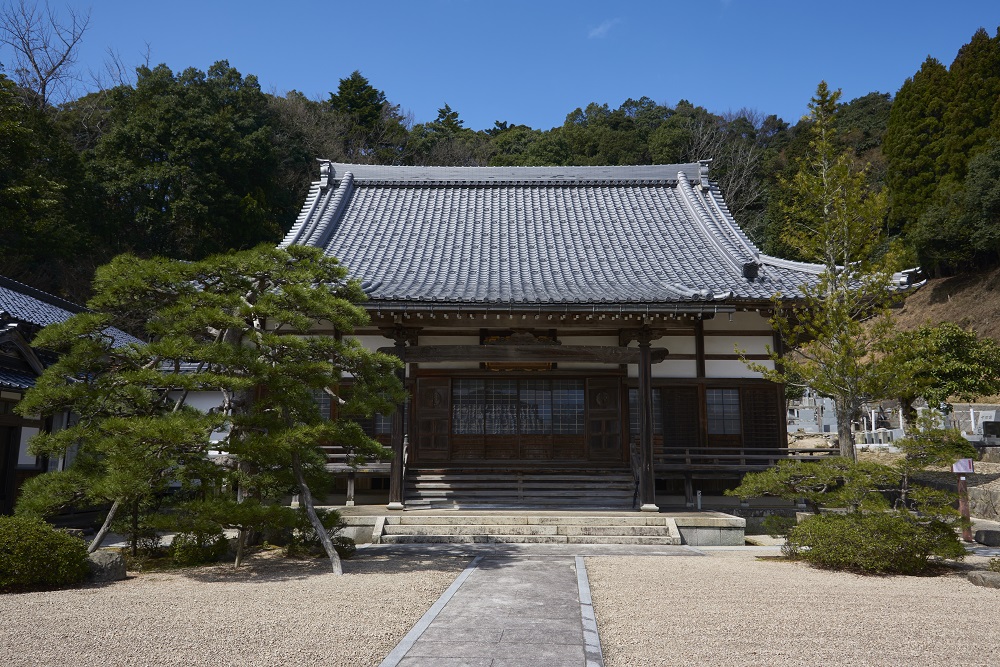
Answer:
[281, 161, 895, 511]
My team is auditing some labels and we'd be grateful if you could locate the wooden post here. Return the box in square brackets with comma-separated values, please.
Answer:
[385, 326, 416, 511]
[637, 333, 659, 513]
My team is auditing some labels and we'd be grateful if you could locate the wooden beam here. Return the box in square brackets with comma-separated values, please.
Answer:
[379, 344, 669, 364]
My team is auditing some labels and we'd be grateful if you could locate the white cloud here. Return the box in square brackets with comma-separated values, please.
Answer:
[588, 18, 621, 39]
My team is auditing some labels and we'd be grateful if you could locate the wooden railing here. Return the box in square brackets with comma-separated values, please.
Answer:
[652, 446, 839, 473]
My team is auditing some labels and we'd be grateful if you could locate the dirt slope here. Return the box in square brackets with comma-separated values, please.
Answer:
[893, 267, 1000, 339]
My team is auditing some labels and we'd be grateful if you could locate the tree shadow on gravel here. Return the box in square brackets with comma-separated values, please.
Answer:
[173, 548, 472, 584]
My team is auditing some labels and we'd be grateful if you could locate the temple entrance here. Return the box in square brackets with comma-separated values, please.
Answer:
[412, 376, 627, 466]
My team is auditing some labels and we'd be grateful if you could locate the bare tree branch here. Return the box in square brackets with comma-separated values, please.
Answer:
[0, 0, 90, 108]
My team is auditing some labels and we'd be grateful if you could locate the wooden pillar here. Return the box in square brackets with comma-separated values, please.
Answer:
[387, 341, 407, 510]
[385, 325, 417, 511]
[637, 335, 659, 512]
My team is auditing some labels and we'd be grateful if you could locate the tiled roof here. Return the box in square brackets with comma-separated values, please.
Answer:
[281, 162, 901, 310]
[0, 275, 140, 347]
[0, 367, 37, 390]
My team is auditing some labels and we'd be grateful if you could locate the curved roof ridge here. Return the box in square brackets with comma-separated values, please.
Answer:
[703, 185, 761, 263]
[278, 180, 324, 248]
[324, 162, 703, 183]
[674, 171, 746, 276]
[303, 173, 354, 248]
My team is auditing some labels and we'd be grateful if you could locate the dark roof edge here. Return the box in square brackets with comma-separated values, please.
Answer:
[358, 300, 768, 315]
[322, 162, 704, 184]
[0, 274, 86, 316]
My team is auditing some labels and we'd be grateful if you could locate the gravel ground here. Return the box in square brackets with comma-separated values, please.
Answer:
[0, 549, 466, 667]
[587, 552, 1000, 667]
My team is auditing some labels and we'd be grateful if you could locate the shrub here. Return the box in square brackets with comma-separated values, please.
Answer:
[761, 514, 797, 538]
[283, 508, 354, 559]
[0, 516, 90, 592]
[785, 512, 966, 575]
[171, 530, 229, 567]
[989, 558, 1000, 573]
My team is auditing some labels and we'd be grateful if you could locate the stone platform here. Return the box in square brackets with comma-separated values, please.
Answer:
[332, 507, 745, 547]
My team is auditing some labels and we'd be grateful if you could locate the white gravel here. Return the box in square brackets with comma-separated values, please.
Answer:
[0, 550, 466, 667]
[587, 552, 1000, 667]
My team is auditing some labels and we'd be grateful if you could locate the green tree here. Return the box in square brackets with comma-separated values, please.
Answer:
[752, 82, 898, 460]
[86, 245, 404, 573]
[884, 57, 950, 237]
[15, 310, 224, 555]
[87, 61, 299, 260]
[886, 321, 1000, 419]
[728, 422, 974, 574]
[328, 70, 408, 163]
[407, 103, 488, 165]
[0, 71, 97, 298]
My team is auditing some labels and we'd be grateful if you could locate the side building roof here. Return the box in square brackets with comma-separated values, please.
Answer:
[281, 161, 912, 313]
[0, 276, 140, 390]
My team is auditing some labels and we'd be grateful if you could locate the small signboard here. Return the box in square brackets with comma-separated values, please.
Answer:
[952, 458, 975, 474]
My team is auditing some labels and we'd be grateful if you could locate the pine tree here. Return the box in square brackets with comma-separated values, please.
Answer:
[18, 245, 404, 573]
[753, 82, 899, 460]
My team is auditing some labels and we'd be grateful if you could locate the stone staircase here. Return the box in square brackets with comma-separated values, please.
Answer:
[403, 469, 636, 510]
[377, 514, 682, 545]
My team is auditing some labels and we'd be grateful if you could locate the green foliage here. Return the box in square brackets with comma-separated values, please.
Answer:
[0, 516, 90, 592]
[750, 81, 899, 459]
[785, 512, 965, 575]
[87, 61, 298, 260]
[731, 423, 974, 573]
[988, 558, 1000, 573]
[13, 469, 90, 518]
[761, 514, 797, 538]
[170, 530, 229, 567]
[328, 70, 408, 163]
[727, 458, 899, 512]
[884, 28, 1000, 273]
[886, 322, 1000, 413]
[280, 507, 353, 559]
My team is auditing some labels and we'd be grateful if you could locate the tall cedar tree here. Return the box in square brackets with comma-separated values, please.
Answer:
[19, 246, 404, 574]
[751, 82, 899, 460]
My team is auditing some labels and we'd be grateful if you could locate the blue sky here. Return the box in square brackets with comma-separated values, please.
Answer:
[5, 0, 999, 130]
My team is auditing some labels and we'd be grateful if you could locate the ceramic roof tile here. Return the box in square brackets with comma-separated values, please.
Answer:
[0, 367, 36, 390]
[0, 275, 140, 347]
[291, 162, 828, 307]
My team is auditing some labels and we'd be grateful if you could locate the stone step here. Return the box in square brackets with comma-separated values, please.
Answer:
[558, 525, 674, 537]
[409, 481, 635, 489]
[380, 534, 571, 544]
[384, 524, 561, 536]
[564, 535, 681, 545]
[386, 515, 668, 526]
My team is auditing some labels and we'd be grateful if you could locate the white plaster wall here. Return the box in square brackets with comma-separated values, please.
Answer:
[703, 311, 772, 331]
[705, 336, 772, 356]
[652, 360, 698, 378]
[659, 335, 696, 355]
[352, 335, 394, 353]
[705, 359, 772, 378]
[17, 427, 38, 466]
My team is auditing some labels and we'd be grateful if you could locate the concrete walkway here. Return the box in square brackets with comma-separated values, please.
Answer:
[373, 544, 698, 667]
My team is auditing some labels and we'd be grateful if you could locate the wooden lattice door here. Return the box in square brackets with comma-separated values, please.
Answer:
[587, 378, 623, 462]
[414, 378, 451, 463]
